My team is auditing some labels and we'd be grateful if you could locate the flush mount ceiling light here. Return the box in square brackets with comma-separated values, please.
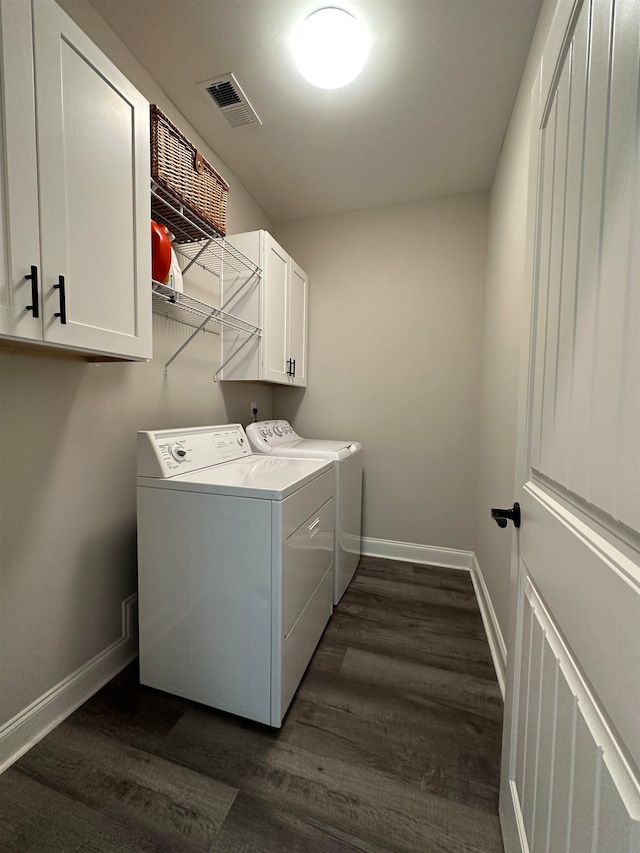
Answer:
[292, 7, 370, 89]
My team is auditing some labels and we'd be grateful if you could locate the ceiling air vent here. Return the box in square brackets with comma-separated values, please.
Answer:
[198, 73, 261, 128]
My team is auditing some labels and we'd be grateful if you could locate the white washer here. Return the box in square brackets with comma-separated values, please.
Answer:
[136, 424, 334, 727]
[246, 420, 362, 604]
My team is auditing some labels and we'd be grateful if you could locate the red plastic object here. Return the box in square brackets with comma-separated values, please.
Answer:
[151, 220, 172, 283]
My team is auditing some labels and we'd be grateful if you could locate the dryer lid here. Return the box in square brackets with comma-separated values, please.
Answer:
[286, 438, 354, 453]
[254, 438, 362, 460]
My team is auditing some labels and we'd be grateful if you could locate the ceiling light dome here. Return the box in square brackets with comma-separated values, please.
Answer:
[292, 8, 370, 90]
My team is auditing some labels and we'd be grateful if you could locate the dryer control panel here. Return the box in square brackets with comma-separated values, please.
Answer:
[137, 424, 251, 478]
[246, 420, 299, 451]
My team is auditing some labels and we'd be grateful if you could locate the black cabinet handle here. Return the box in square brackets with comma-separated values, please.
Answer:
[491, 502, 521, 529]
[291, 358, 296, 377]
[25, 265, 39, 318]
[53, 275, 67, 324]
[286, 358, 293, 376]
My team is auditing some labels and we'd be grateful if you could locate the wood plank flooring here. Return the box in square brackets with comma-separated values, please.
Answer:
[0, 557, 504, 852]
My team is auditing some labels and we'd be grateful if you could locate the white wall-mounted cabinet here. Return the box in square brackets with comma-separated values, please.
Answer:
[286, 259, 308, 387]
[0, 0, 152, 361]
[220, 231, 308, 386]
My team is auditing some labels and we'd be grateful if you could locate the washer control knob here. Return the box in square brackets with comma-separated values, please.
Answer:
[267, 429, 273, 436]
[274, 426, 282, 436]
[237, 437, 244, 445]
[170, 444, 187, 462]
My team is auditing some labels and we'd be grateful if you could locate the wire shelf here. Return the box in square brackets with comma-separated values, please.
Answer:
[151, 183, 260, 278]
[150, 180, 263, 375]
[152, 283, 260, 338]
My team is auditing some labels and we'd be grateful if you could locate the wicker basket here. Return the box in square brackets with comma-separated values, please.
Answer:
[150, 104, 229, 239]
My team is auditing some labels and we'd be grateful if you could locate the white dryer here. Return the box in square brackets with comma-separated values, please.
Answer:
[246, 420, 362, 604]
[136, 424, 334, 727]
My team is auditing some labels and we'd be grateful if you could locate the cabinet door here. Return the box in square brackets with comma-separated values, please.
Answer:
[287, 260, 308, 387]
[262, 233, 289, 384]
[219, 230, 261, 381]
[32, 0, 151, 360]
[0, 0, 41, 341]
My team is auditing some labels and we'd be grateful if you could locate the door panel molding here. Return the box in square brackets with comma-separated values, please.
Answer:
[510, 573, 640, 851]
[524, 481, 640, 592]
[530, 469, 640, 561]
[527, 0, 640, 526]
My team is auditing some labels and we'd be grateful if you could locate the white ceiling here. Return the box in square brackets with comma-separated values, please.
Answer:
[86, 0, 542, 223]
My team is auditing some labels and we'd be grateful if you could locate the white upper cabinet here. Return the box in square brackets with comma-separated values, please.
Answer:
[220, 230, 308, 387]
[0, 0, 151, 360]
[287, 259, 308, 388]
[0, 0, 40, 343]
[262, 234, 289, 384]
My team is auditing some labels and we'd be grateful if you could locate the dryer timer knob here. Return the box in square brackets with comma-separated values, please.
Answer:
[170, 444, 187, 462]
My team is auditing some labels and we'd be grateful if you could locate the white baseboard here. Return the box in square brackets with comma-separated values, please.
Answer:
[361, 537, 474, 570]
[0, 594, 138, 775]
[469, 555, 507, 699]
[499, 779, 531, 853]
[361, 538, 506, 698]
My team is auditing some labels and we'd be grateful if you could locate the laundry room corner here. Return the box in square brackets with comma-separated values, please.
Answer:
[272, 191, 489, 559]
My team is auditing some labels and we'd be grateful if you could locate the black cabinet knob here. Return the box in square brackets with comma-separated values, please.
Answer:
[491, 502, 521, 529]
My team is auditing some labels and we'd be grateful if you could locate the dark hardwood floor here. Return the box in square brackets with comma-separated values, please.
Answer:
[0, 557, 504, 852]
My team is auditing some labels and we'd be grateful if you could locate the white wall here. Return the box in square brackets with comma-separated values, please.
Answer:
[474, 0, 558, 638]
[273, 192, 489, 552]
[0, 0, 274, 758]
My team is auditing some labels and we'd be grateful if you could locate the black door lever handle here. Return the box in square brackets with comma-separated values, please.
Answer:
[491, 502, 521, 529]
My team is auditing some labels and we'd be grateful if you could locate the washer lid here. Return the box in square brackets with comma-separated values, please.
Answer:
[264, 439, 362, 460]
[138, 454, 332, 499]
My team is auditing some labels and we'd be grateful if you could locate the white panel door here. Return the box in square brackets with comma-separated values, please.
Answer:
[0, 0, 41, 341]
[32, 0, 151, 359]
[500, 0, 640, 850]
[287, 259, 308, 387]
[262, 232, 289, 384]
